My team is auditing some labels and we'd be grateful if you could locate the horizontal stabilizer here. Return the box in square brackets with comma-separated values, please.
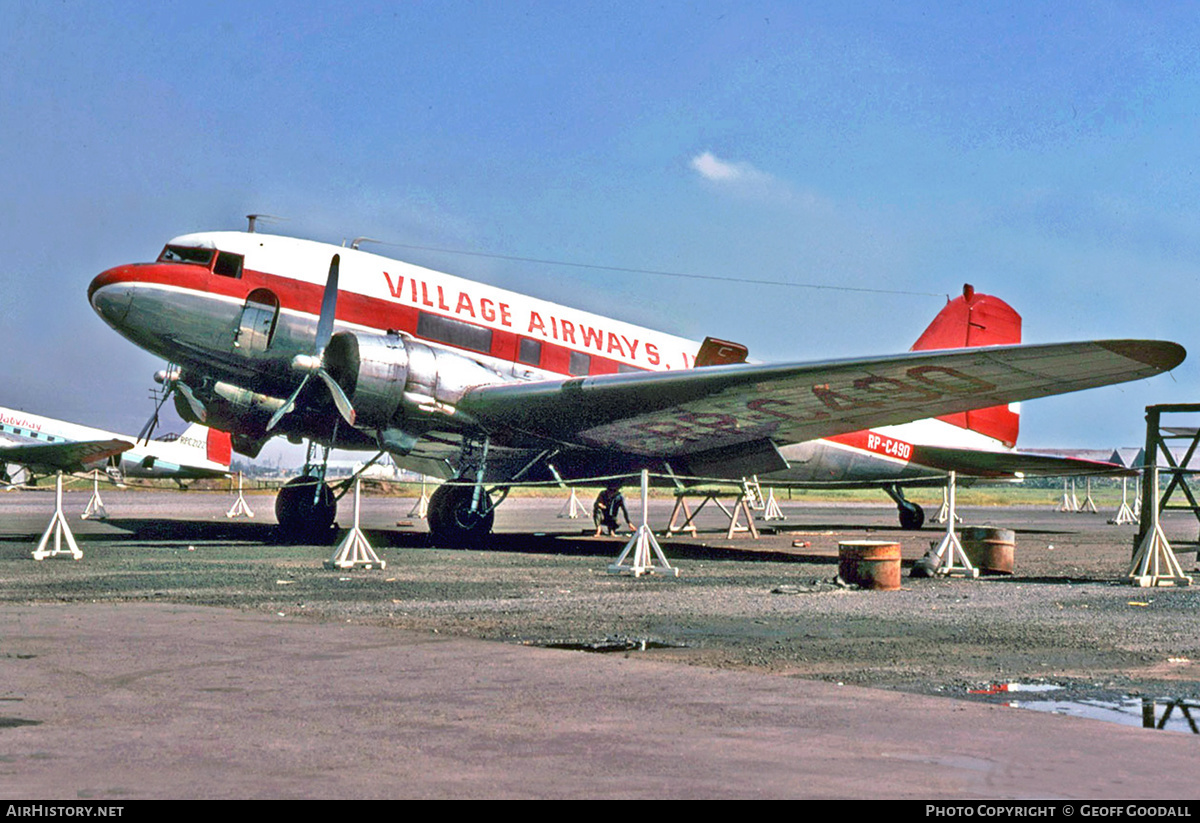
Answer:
[910, 444, 1133, 477]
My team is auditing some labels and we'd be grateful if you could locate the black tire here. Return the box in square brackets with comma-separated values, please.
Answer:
[427, 484, 495, 548]
[898, 502, 925, 530]
[274, 475, 337, 541]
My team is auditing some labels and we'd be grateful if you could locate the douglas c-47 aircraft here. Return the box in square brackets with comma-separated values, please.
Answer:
[87, 226, 1184, 543]
[0, 407, 232, 486]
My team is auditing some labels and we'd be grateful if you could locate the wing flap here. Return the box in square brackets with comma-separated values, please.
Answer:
[459, 339, 1184, 456]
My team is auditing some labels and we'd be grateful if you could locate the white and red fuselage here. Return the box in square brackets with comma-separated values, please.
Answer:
[87, 231, 1022, 490]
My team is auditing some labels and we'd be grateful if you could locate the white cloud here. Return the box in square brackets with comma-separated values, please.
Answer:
[690, 151, 769, 185]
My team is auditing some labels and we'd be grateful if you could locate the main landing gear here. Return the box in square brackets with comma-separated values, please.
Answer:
[425, 435, 518, 548]
[275, 474, 337, 540]
[274, 439, 338, 541]
[885, 484, 926, 530]
[427, 484, 496, 547]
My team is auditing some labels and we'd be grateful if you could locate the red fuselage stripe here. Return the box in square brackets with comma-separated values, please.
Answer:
[91, 263, 641, 378]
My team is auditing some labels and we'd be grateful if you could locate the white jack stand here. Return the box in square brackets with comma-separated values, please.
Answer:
[921, 472, 978, 578]
[408, 478, 430, 518]
[1109, 477, 1138, 525]
[33, 472, 82, 561]
[1058, 479, 1080, 512]
[934, 480, 962, 524]
[608, 470, 678, 578]
[225, 472, 254, 518]
[326, 477, 386, 570]
[1128, 467, 1191, 588]
[81, 470, 108, 520]
[1078, 477, 1099, 514]
[760, 488, 786, 521]
[557, 487, 590, 519]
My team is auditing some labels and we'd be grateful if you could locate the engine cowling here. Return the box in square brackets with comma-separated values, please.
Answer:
[323, 330, 503, 430]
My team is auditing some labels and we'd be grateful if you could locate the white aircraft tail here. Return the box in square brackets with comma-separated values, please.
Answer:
[177, 424, 233, 468]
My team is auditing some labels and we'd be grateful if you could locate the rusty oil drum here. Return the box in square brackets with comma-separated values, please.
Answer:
[961, 526, 1015, 575]
[838, 541, 902, 590]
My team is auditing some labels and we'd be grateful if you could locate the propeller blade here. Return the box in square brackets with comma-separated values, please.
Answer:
[266, 374, 311, 431]
[317, 369, 357, 426]
[137, 408, 162, 445]
[314, 254, 340, 352]
[176, 381, 207, 422]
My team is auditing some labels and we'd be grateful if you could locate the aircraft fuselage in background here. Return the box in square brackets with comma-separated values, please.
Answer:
[0, 406, 231, 483]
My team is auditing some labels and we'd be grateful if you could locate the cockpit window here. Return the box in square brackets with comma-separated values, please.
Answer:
[158, 245, 215, 266]
[214, 251, 244, 278]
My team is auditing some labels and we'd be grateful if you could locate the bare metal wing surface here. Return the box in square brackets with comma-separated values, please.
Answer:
[1, 440, 133, 473]
[457, 339, 1185, 456]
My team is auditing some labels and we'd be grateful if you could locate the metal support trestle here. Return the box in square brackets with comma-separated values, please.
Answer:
[922, 472, 977, 578]
[226, 472, 254, 518]
[33, 472, 82, 561]
[81, 470, 108, 520]
[608, 470, 678, 577]
[1128, 465, 1191, 587]
[1109, 476, 1137, 525]
[408, 477, 430, 518]
[326, 477, 386, 570]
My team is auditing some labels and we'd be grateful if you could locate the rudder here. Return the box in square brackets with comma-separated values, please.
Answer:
[911, 284, 1022, 447]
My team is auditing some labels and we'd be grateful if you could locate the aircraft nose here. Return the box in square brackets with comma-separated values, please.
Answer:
[88, 266, 134, 326]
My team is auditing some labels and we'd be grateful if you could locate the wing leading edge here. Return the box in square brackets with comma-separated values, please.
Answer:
[457, 339, 1184, 456]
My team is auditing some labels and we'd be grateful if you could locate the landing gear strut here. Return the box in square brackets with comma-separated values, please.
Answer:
[885, 484, 926, 530]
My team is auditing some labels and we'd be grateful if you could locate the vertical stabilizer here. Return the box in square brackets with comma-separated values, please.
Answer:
[911, 284, 1022, 447]
[178, 423, 233, 468]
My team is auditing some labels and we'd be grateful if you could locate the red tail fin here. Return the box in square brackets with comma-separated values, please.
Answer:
[207, 428, 233, 467]
[911, 284, 1022, 447]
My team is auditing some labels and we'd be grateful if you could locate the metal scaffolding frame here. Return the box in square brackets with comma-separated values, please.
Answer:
[1137, 404, 1200, 548]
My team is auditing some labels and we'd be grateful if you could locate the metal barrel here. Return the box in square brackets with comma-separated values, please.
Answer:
[838, 541, 902, 591]
[961, 526, 1015, 575]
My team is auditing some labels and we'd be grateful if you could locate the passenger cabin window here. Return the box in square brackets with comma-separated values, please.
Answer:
[214, 251, 244, 279]
[517, 338, 541, 367]
[158, 245, 215, 266]
[417, 312, 493, 354]
[568, 351, 590, 376]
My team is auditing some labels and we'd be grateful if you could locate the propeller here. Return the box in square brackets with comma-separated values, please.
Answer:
[138, 364, 207, 445]
[266, 254, 357, 432]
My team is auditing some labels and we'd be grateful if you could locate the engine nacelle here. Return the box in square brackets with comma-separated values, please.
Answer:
[324, 330, 503, 430]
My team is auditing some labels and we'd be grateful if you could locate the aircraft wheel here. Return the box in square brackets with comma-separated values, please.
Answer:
[274, 475, 337, 541]
[898, 502, 925, 530]
[427, 484, 495, 548]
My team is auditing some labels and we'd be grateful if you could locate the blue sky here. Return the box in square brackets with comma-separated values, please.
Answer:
[3, 1, 1199, 461]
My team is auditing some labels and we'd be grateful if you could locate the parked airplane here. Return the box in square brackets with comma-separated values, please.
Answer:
[87, 227, 1184, 542]
[0, 406, 232, 486]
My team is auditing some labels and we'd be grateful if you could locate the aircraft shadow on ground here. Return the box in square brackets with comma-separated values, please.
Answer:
[1, 518, 827, 563]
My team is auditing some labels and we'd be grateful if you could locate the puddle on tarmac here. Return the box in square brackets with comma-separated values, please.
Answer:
[967, 684, 1200, 734]
[528, 638, 686, 653]
[1012, 696, 1200, 734]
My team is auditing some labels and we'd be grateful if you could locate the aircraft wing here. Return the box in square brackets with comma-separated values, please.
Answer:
[909, 445, 1131, 478]
[0, 439, 133, 473]
[458, 340, 1184, 457]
